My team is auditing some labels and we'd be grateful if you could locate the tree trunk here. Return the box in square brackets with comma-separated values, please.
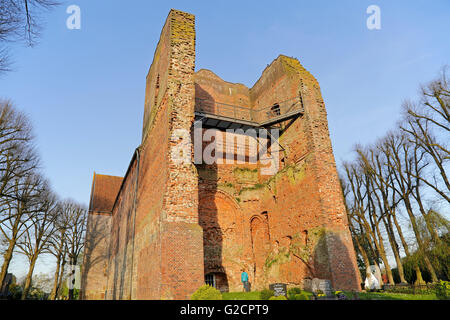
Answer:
[0, 216, 21, 288]
[404, 201, 438, 283]
[49, 255, 62, 300]
[374, 222, 395, 285]
[57, 258, 66, 299]
[358, 215, 394, 285]
[414, 183, 441, 245]
[21, 254, 38, 300]
[358, 221, 377, 264]
[421, 251, 438, 283]
[392, 213, 424, 284]
[424, 210, 441, 245]
[384, 216, 406, 283]
[349, 223, 371, 269]
[356, 234, 371, 269]
[49, 236, 65, 300]
[0, 239, 16, 290]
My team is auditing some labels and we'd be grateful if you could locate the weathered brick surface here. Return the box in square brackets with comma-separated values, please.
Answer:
[80, 212, 111, 300]
[160, 222, 204, 299]
[82, 9, 360, 300]
[81, 174, 123, 300]
[193, 56, 360, 291]
[105, 158, 137, 300]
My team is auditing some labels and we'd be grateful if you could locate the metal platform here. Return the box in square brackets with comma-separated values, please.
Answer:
[194, 112, 259, 131]
[194, 96, 304, 130]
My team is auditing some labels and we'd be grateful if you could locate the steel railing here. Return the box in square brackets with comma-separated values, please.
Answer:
[195, 96, 304, 125]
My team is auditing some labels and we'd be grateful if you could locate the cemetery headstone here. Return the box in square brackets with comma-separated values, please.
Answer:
[311, 278, 321, 293]
[318, 279, 333, 296]
[302, 278, 313, 292]
[269, 283, 287, 297]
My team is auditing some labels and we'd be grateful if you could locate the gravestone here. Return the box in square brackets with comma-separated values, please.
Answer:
[311, 278, 320, 292]
[318, 279, 333, 296]
[269, 283, 287, 297]
[302, 278, 312, 292]
[311, 278, 333, 296]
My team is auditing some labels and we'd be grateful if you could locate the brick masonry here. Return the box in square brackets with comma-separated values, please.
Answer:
[81, 9, 361, 300]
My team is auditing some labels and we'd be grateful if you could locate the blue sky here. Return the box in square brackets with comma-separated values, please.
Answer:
[1, 0, 449, 277]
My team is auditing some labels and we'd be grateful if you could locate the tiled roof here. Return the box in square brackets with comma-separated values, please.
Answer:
[89, 173, 123, 213]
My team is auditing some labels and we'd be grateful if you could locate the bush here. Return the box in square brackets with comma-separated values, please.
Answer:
[190, 285, 222, 300]
[287, 287, 302, 300]
[383, 283, 437, 295]
[269, 295, 287, 300]
[292, 293, 309, 300]
[7, 284, 22, 300]
[287, 288, 313, 300]
[435, 281, 450, 300]
[260, 289, 274, 300]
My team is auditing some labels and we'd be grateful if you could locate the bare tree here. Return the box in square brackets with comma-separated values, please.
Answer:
[400, 66, 450, 203]
[48, 201, 69, 300]
[380, 132, 438, 282]
[0, 0, 59, 73]
[341, 177, 372, 270]
[48, 200, 86, 300]
[53, 200, 87, 300]
[0, 100, 39, 194]
[15, 178, 58, 299]
[343, 160, 395, 284]
[356, 144, 408, 283]
[0, 99, 39, 289]
[0, 47, 10, 73]
[341, 68, 449, 285]
[344, 149, 424, 284]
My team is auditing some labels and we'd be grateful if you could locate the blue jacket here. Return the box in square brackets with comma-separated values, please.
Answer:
[241, 272, 249, 282]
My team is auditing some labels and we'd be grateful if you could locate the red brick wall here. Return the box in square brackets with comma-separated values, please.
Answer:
[105, 159, 137, 300]
[81, 212, 111, 300]
[159, 9, 204, 299]
[105, 9, 204, 300]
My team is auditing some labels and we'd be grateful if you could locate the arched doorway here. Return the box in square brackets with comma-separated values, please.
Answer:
[199, 191, 241, 292]
[250, 215, 271, 287]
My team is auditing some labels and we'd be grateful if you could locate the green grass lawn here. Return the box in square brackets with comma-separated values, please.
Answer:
[222, 291, 262, 300]
[221, 291, 439, 300]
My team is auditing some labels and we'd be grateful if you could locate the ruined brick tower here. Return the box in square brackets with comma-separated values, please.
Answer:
[81, 9, 361, 300]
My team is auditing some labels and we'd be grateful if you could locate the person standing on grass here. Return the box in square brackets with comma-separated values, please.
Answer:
[241, 269, 249, 292]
